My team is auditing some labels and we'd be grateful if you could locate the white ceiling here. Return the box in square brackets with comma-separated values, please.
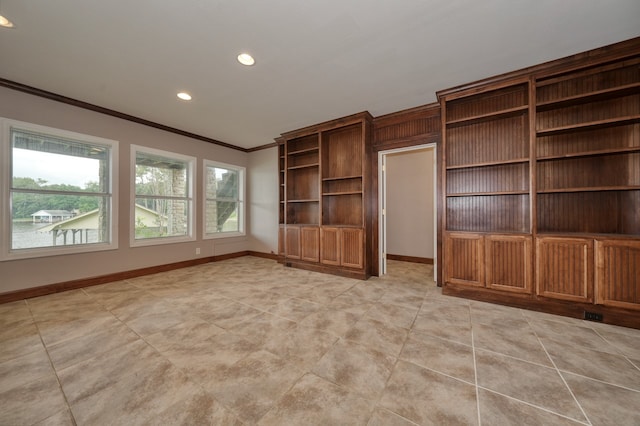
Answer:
[1, 0, 639, 150]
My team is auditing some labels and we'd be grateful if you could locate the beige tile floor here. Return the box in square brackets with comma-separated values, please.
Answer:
[1, 257, 640, 425]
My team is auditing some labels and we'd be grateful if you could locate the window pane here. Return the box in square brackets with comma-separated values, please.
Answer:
[205, 200, 239, 233]
[134, 198, 189, 239]
[11, 193, 110, 249]
[206, 167, 238, 199]
[12, 130, 108, 192]
[136, 153, 188, 197]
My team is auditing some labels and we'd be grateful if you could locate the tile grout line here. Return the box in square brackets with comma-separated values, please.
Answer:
[525, 314, 593, 426]
[81, 287, 249, 424]
[470, 315, 482, 426]
[24, 298, 78, 426]
[529, 313, 640, 393]
[552, 369, 640, 394]
[590, 326, 640, 374]
[364, 286, 431, 424]
[477, 385, 591, 426]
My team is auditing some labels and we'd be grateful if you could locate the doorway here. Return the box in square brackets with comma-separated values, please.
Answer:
[378, 144, 437, 278]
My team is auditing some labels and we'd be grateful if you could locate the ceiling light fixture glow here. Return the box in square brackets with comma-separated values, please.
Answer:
[237, 53, 255, 66]
[177, 92, 192, 101]
[0, 14, 14, 28]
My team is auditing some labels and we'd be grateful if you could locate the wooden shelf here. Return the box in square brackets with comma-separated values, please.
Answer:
[537, 146, 640, 161]
[441, 40, 640, 324]
[287, 163, 319, 170]
[445, 105, 528, 127]
[445, 230, 531, 236]
[288, 147, 319, 156]
[322, 175, 362, 181]
[536, 231, 640, 239]
[446, 158, 529, 170]
[323, 191, 362, 196]
[536, 83, 640, 111]
[536, 115, 640, 137]
[538, 186, 640, 194]
[279, 112, 371, 276]
[447, 191, 529, 197]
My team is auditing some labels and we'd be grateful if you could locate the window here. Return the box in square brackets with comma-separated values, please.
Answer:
[204, 160, 245, 238]
[132, 146, 195, 246]
[1, 118, 118, 260]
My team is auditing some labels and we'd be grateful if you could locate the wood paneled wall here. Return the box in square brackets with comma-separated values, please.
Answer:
[371, 103, 441, 282]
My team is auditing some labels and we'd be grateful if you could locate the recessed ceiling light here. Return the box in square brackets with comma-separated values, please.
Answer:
[237, 53, 255, 66]
[177, 92, 192, 101]
[0, 15, 14, 28]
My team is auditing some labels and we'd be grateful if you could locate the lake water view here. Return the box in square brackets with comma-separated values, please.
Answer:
[12, 221, 100, 249]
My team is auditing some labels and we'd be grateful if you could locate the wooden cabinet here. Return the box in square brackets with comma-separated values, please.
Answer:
[441, 79, 533, 296]
[536, 237, 640, 309]
[485, 234, 532, 294]
[536, 237, 594, 303]
[320, 227, 364, 269]
[278, 112, 372, 278]
[320, 227, 340, 266]
[445, 232, 484, 287]
[300, 226, 320, 262]
[285, 226, 301, 260]
[440, 39, 640, 325]
[341, 228, 364, 269]
[596, 239, 640, 310]
[445, 232, 531, 293]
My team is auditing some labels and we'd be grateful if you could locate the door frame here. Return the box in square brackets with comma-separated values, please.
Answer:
[378, 143, 437, 276]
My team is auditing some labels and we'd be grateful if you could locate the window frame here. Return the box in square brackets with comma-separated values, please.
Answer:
[0, 117, 119, 261]
[130, 145, 196, 247]
[203, 159, 246, 239]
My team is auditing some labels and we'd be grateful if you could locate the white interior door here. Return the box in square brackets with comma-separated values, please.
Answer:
[379, 153, 387, 275]
[378, 144, 437, 279]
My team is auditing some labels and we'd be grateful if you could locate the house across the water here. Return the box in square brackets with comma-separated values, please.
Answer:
[30, 210, 74, 223]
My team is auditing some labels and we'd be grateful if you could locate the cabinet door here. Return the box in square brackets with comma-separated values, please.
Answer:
[320, 227, 340, 265]
[536, 237, 593, 302]
[596, 239, 640, 310]
[485, 235, 532, 294]
[445, 232, 484, 287]
[341, 228, 364, 269]
[285, 226, 301, 259]
[301, 226, 320, 263]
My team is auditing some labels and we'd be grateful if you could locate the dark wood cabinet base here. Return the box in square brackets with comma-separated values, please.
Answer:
[278, 256, 368, 280]
[443, 283, 640, 330]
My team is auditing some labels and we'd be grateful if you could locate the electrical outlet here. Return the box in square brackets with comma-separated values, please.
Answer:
[195, 247, 201, 255]
[584, 311, 603, 322]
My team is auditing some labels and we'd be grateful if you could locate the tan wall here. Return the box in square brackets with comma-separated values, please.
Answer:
[247, 147, 279, 254]
[0, 86, 251, 293]
[386, 148, 435, 259]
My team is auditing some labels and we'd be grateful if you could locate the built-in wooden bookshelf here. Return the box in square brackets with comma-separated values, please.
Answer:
[535, 58, 640, 236]
[278, 140, 285, 256]
[285, 134, 320, 225]
[444, 80, 531, 234]
[439, 39, 640, 323]
[278, 112, 372, 278]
